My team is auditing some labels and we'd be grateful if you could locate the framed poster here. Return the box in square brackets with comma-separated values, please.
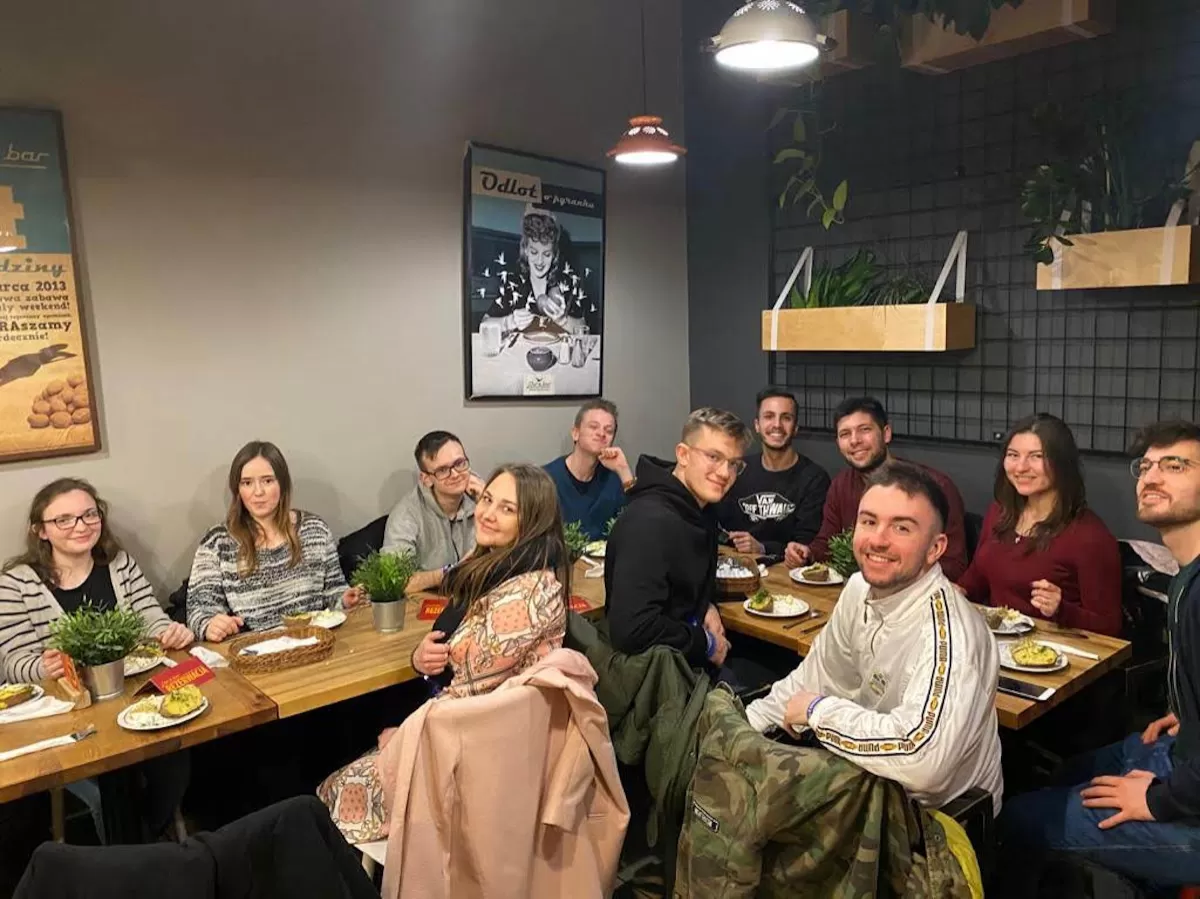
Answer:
[463, 143, 605, 400]
[0, 108, 99, 462]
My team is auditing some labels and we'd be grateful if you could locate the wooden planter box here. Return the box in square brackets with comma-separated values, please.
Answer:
[901, 0, 1114, 74]
[761, 303, 976, 352]
[1036, 226, 1200, 290]
[820, 10, 877, 75]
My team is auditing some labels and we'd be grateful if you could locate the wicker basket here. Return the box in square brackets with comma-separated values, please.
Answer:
[716, 556, 761, 598]
[228, 625, 335, 674]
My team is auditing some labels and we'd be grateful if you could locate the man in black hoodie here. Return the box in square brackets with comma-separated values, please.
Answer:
[1000, 420, 1200, 890]
[605, 407, 750, 668]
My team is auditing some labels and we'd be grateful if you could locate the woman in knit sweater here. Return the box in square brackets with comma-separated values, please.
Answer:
[0, 478, 192, 684]
[958, 414, 1123, 636]
[186, 441, 362, 642]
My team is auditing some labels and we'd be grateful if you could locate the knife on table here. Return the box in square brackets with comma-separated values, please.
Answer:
[0, 725, 97, 763]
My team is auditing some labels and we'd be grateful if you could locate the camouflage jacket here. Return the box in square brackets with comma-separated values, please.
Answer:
[675, 687, 971, 899]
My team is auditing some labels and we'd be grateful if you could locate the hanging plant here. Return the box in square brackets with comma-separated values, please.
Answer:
[803, 0, 1024, 40]
[772, 83, 849, 230]
[789, 249, 930, 308]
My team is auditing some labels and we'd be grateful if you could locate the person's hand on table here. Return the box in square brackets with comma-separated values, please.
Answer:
[1081, 770, 1156, 829]
[413, 631, 450, 677]
[41, 648, 65, 680]
[730, 531, 765, 556]
[1030, 579, 1063, 618]
[158, 622, 195, 650]
[784, 542, 811, 568]
[782, 690, 823, 736]
[342, 586, 368, 609]
[205, 614, 244, 643]
[1142, 712, 1180, 744]
[511, 308, 534, 331]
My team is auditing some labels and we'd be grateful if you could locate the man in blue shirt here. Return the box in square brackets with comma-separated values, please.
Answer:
[544, 399, 636, 541]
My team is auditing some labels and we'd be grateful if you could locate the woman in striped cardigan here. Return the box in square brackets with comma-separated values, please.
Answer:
[0, 478, 192, 684]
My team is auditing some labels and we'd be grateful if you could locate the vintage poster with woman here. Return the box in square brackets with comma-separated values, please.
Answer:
[0, 108, 98, 462]
[462, 143, 605, 400]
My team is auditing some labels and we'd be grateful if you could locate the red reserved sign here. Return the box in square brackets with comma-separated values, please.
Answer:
[135, 657, 215, 695]
[569, 595, 592, 614]
[418, 598, 447, 621]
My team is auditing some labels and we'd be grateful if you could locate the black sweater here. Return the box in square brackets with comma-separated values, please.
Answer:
[604, 455, 717, 666]
[716, 452, 830, 555]
[1147, 555, 1200, 822]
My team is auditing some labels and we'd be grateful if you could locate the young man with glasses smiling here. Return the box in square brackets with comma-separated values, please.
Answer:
[1000, 420, 1200, 891]
[382, 431, 485, 595]
[605, 407, 749, 670]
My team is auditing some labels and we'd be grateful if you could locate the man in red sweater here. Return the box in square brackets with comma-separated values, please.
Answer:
[783, 397, 969, 581]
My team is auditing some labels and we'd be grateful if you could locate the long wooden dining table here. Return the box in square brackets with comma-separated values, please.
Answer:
[718, 563, 1133, 731]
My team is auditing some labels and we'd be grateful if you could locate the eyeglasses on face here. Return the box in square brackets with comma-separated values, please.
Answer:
[686, 444, 747, 477]
[1131, 456, 1200, 479]
[43, 509, 102, 531]
[425, 457, 471, 481]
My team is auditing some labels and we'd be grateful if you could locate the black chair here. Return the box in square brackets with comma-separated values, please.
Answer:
[166, 579, 189, 626]
[940, 786, 994, 884]
[1117, 541, 1170, 722]
[964, 510, 984, 564]
[337, 516, 388, 582]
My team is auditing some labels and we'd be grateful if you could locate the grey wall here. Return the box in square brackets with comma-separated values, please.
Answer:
[683, 0, 1179, 539]
[0, 0, 691, 590]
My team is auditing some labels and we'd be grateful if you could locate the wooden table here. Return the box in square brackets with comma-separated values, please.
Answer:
[718, 564, 1133, 730]
[0, 658, 275, 803]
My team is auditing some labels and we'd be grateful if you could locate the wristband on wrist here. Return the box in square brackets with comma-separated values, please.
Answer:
[806, 695, 826, 723]
[705, 629, 717, 659]
[622, 476, 637, 492]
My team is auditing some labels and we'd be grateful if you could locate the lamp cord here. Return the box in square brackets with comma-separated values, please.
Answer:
[639, 0, 648, 112]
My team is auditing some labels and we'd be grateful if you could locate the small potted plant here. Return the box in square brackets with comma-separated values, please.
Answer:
[49, 604, 146, 701]
[563, 521, 589, 562]
[826, 529, 860, 580]
[352, 550, 418, 634]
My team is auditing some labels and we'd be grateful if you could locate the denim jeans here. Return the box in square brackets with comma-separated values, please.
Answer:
[1001, 732, 1200, 887]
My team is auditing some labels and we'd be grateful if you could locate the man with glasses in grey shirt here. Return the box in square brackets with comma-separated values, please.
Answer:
[383, 431, 484, 595]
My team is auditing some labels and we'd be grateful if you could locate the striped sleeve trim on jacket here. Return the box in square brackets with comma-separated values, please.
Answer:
[813, 589, 953, 758]
[112, 552, 170, 635]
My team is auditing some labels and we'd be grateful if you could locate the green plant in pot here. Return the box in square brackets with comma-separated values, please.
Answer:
[826, 529, 860, 579]
[49, 604, 146, 701]
[352, 550, 418, 634]
[563, 521, 590, 562]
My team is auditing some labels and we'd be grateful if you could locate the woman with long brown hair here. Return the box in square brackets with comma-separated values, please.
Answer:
[318, 464, 569, 842]
[186, 441, 362, 642]
[958, 413, 1122, 635]
[0, 477, 192, 683]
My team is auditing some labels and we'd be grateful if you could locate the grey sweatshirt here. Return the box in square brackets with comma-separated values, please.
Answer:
[382, 483, 476, 570]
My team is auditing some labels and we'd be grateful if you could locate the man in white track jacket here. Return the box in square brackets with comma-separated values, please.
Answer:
[746, 461, 1004, 814]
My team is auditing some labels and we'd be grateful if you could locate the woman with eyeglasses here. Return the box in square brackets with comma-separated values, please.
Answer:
[0, 477, 192, 683]
[958, 413, 1122, 636]
[186, 441, 362, 643]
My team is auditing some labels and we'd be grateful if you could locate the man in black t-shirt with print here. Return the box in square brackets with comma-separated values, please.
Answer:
[718, 387, 830, 559]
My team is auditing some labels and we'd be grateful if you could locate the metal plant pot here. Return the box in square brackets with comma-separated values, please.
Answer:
[84, 658, 126, 701]
[371, 598, 407, 634]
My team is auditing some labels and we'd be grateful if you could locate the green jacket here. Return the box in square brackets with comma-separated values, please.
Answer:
[565, 612, 711, 889]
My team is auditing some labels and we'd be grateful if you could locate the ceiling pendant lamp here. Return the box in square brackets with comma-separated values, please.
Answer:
[608, 0, 685, 167]
[712, 0, 823, 73]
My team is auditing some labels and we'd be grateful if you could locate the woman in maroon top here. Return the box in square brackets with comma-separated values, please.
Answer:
[958, 414, 1123, 636]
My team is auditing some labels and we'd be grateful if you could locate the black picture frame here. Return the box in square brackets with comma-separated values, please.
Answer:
[462, 142, 606, 401]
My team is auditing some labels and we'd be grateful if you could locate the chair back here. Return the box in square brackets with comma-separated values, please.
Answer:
[337, 516, 388, 582]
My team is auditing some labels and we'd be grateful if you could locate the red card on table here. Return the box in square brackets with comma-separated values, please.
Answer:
[135, 657, 215, 695]
[418, 598, 448, 621]
[569, 595, 592, 614]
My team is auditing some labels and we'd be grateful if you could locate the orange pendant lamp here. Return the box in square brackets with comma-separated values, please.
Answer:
[608, 0, 685, 167]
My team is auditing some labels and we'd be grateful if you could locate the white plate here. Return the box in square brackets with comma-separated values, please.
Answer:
[117, 694, 210, 731]
[998, 642, 1068, 674]
[789, 567, 845, 586]
[990, 617, 1035, 636]
[310, 610, 346, 629]
[583, 541, 607, 558]
[0, 684, 44, 709]
[124, 654, 167, 677]
[743, 594, 811, 619]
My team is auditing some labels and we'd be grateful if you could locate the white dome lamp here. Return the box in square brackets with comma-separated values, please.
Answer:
[712, 1, 824, 73]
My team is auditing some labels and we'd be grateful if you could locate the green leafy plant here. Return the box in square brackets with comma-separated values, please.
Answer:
[802, 0, 1023, 40]
[788, 249, 930, 308]
[1021, 100, 1196, 263]
[352, 550, 418, 603]
[563, 521, 590, 560]
[826, 529, 860, 579]
[49, 604, 146, 667]
[603, 513, 621, 538]
[772, 85, 849, 231]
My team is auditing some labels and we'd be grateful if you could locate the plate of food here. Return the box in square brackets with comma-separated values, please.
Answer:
[789, 563, 845, 586]
[743, 589, 811, 619]
[583, 540, 607, 558]
[0, 683, 43, 710]
[124, 642, 168, 677]
[283, 609, 347, 629]
[117, 686, 209, 731]
[983, 606, 1035, 636]
[999, 639, 1068, 674]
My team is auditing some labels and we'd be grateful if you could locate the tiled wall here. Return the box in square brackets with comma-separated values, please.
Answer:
[770, 0, 1200, 453]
